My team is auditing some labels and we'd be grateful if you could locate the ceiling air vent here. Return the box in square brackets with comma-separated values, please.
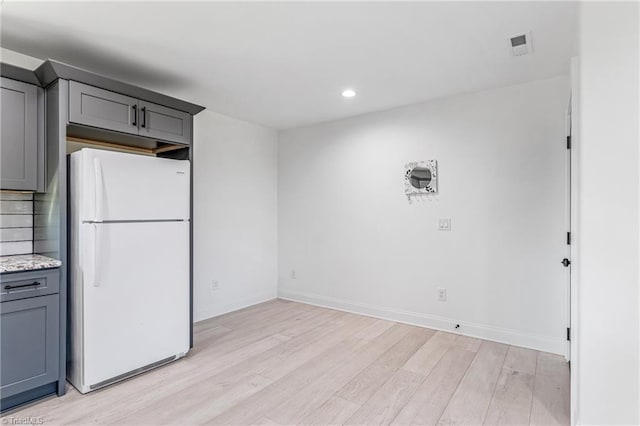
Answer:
[509, 32, 532, 57]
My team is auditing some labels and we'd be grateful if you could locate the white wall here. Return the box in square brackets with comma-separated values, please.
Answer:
[278, 76, 570, 354]
[576, 3, 639, 424]
[193, 111, 278, 321]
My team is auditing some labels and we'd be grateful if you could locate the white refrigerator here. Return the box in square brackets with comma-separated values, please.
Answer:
[68, 148, 190, 394]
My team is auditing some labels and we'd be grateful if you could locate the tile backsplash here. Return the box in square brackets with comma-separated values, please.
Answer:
[0, 191, 34, 256]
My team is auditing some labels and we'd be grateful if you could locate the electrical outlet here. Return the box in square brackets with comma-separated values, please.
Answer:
[290, 270, 297, 280]
[212, 280, 219, 291]
[437, 288, 447, 302]
[438, 218, 451, 231]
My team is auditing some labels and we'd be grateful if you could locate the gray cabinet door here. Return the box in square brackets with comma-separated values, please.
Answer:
[138, 100, 191, 144]
[1, 78, 38, 191]
[69, 81, 139, 135]
[1, 294, 59, 398]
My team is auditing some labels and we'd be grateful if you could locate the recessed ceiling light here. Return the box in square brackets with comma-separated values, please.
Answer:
[341, 89, 356, 98]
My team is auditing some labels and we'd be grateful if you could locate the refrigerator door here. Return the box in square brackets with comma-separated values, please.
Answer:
[74, 148, 190, 222]
[80, 221, 189, 387]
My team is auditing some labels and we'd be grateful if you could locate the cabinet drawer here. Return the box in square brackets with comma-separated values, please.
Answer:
[69, 81, 138, 135]
[0, 269, 60, 302]
[1, 294, 59, 399]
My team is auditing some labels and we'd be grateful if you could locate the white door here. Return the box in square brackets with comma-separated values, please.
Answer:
[81, 221, 189, 387]
[76, 148, 190, 222]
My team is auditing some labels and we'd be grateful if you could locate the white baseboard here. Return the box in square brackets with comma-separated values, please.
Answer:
[194, 290, 277, 323]
[278, 289, 565, 355]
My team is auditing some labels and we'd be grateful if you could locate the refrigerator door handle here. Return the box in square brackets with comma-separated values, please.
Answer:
[93, 224, 101, 287]
[94, 157, 104, 222]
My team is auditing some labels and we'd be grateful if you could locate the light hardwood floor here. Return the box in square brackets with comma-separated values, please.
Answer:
[4, 299, 570, 425]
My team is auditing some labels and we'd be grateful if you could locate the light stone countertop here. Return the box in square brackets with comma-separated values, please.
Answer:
[0, 254, 62, 274]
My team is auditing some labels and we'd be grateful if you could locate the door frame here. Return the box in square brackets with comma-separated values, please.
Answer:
[565, 99, 572, 362]
[569, 56, 580, 426]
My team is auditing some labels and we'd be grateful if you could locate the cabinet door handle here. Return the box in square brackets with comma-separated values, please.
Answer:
[132, 105, 137, 126]
[141, 106, 146, 128]
[4, 281, 41, 290]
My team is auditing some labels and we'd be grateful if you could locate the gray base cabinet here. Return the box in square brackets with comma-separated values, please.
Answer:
[0, 269, 61, 412]
[1, 295, 59, 398]
[0, 78, 45, 192]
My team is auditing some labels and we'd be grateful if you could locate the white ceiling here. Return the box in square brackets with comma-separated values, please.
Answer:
[1, 2, 577, 129]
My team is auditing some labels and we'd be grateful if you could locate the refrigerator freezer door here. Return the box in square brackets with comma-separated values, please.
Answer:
[81, 221, 189, 387]
[74, 148, 190, 222]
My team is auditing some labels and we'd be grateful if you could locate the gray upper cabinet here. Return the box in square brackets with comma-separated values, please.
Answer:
[138, 100, 191, 145]
[69, 81, 192, 144]
[1, 294, 59, 399]
[1, 78, 44, 191]
[69, 81, 138, 135]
